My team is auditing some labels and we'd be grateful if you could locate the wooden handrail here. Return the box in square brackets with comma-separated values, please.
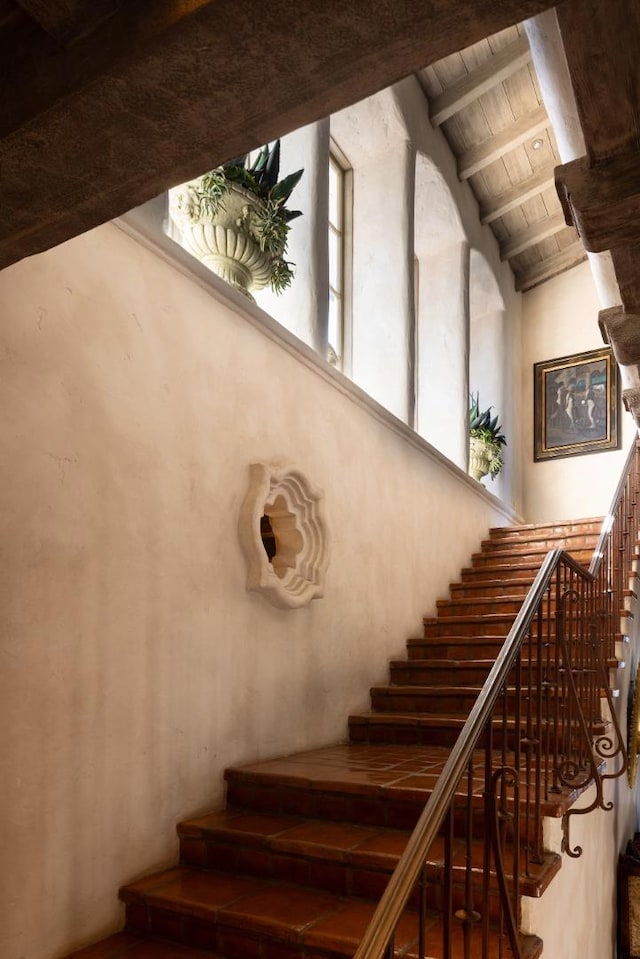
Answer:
[354, 437, 639, 959]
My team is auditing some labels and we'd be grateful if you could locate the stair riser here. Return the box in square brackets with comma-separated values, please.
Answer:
[471, 549, 592, 569]
[449, 583, 532, 600]
[436, 599, 525, 617]
[348, 720, 552, 757]
[461, 566, 538, 584]
[408, 640, 509, 660]
[178, 838, 510, 922]
[422, 620, 558, 639]
[481, 536, 597, 554]
[225, 776, 427, 831]
[389, 664, 524, 685]
[489, 521, 602, 540]
[123, 891, 531, 959]
[370, 689, 562, 716]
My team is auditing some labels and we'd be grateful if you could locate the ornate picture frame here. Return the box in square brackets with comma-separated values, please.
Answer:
[533, 347, 620, 462]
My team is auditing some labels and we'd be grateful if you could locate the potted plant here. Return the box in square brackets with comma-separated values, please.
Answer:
[469, 392, 507, 482]
[169, 140, 303, 300]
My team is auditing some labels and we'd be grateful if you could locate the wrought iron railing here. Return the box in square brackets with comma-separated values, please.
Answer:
[354, 439, 640, 959]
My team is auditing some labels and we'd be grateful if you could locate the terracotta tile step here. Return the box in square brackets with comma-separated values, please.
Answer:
[488, 518, 603, 539]
[480, 531, 599, 553]
[121, 867, 542, 959]
[435, 596, 525, 617]
[369, 684, 583, 717]
[348, 710, 607, 759]
[448, 578, 535, 599]
[460, 564, 541, 584]
[177, 810, 559, 907]
[471, 546, 593, 568]
[64, 933, 211, 959]
[407, 636, 514, 661]
[423, 614, 518, 638]
[389, 659, 533, 686]
[422, 611, 569, 639]
[222, 743, 564, 838]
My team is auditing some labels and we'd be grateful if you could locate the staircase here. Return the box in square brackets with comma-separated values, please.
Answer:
[69, 517, 616, 959]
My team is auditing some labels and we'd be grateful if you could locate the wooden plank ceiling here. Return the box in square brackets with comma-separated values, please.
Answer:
[417, 23, 584, 293]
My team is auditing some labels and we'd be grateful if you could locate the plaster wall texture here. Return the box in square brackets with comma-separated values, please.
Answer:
[521, 259, 636, 522]
[0, 222, 517, 959]
[388, 77, 525, 514]
[416, 242, 469, 469]
[521, 786, 617, 956]
[349, 145, 414, 422]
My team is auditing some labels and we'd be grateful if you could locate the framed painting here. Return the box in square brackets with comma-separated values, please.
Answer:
[533, 347, 620, 462]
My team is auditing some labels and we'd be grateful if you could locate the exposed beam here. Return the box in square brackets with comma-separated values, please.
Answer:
[501, 212, 568, 260]
[430, 35, 531, 126]
[558, 0, 640, 162]
[0, 0, 560, 270]
[515, 241, 587, 292]
[556, 151, 640, 253]
[480, 165, 555, 223]
[599, 306, 640, 366]
[458, 106, 548, 180]
[15, 0, 121, 45]
[611, 248, 640, 314]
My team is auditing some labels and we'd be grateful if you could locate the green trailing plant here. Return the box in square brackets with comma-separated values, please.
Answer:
[469, 392, 507, 478]
[183, 140, 303, 294]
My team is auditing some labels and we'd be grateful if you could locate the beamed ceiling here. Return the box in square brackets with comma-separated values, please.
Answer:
[1, 0, 640, 325]
[418, 23, 584, 292]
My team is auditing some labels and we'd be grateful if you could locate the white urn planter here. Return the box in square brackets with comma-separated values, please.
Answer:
[170, 182, 274, 301]
[469, 436, 494, 482]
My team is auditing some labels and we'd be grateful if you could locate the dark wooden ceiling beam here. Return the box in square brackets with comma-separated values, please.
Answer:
[556, 152, 640, 253]
[557, 0, 640, 163]
[0, 0, 559, 271]
[14, 0, 121, 45]
[558, 0, 640, 313]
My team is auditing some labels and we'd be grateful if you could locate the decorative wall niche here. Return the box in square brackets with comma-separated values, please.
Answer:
[238, 462, 329, 609]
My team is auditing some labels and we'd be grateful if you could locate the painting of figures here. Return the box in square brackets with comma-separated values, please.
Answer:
[533, 347, 620, 461]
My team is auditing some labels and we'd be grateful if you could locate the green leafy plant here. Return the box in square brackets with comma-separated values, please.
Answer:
[185, 141, 303, 294]
[469, 392, 507, 478]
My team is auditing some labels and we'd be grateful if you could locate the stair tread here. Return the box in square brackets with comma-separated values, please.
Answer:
[489, 517, 603, 536]
[224, 743, 455, 798]
[391, 658, 502, 668]
[66, 934, 211, 959]
[121, 866, 542, 958]
[178, 809, 559, 896]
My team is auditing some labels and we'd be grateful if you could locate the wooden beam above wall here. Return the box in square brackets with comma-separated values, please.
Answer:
[479, 165, 556, 223]
[558, 0, 640, 163]
[429, 34, 532, 126]
[0, 0, 559, 270]
[458, 105, 548, 179]
[15, 0, 121, 44]
[556, 151, 640, 253]
[501, 212, 567, 260]
[515, 241, 587, 292]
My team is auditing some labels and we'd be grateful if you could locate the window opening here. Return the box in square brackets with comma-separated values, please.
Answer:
[328, 145, 352, 370]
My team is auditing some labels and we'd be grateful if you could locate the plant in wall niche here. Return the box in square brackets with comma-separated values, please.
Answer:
[469, 392, 507, 482]
[169, 140, 303, 300]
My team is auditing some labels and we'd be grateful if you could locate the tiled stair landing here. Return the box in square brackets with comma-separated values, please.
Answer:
[68, 518, 611, 959]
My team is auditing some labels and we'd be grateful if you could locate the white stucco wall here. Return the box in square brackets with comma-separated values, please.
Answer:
[0, 223, 520, 959]
[521, 259, 636, 522]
